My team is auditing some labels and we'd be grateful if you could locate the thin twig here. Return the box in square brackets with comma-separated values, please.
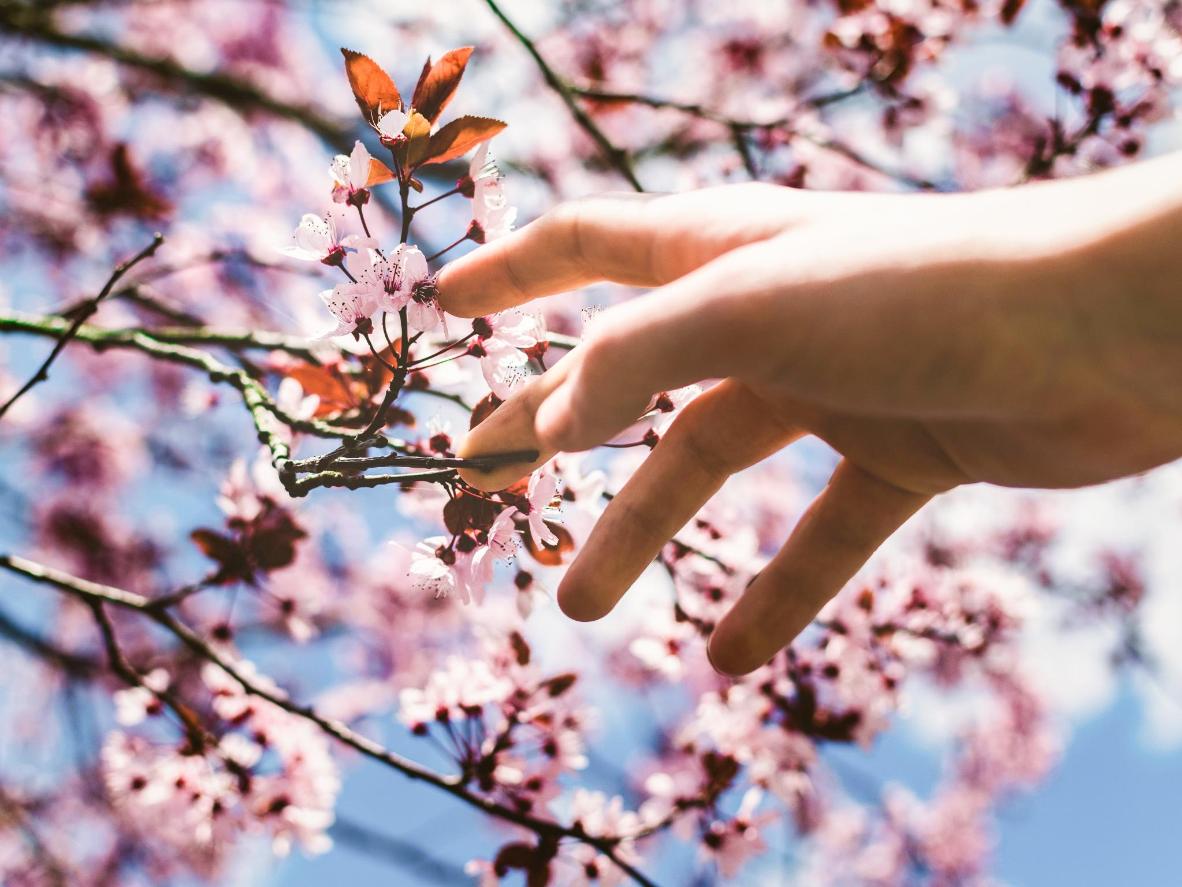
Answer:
[0, 553, 661, 887]
[484, 0, 643, 192]
[568, 86, 937, 190]
[0, 234, 163, 421]
[289, 449, 539, 474]
[0, 8, 350, 149]
[0, 313, 408, 487]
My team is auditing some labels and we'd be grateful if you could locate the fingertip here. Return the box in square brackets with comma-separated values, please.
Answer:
[705, 630, 767, 678]
[556, 576, 612, 623]
[434, 261, 480, 318]
[704, 640, 740, 679]
[707, 590, 787, 678]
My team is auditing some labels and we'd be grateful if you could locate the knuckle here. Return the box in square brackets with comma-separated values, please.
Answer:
[669, 418, 733, 478]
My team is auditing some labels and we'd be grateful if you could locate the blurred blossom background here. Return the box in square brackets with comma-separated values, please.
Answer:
[1, 0, 1181, 885]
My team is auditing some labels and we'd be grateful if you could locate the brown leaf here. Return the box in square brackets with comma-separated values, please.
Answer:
[1000, 0, 1026, 24]
[443, 492, 499, 535]
[469, 393, 503, 429]
[365, 157, 395, 187]
[341, 49, 401, 122]
[190, 528, 249, 584]
[248, 508, 306, 571]
[424, 115, 507, 166]
[525, 523, 574, 566]
[396, 111, 434, 169]
[285, 364, 361, 418]
[410, 46, 473, 123]
[540, 672, 577, 698]
[494, 842, 535, 872]
[85, 144, 171, 221]
[509, 631, 531, 666]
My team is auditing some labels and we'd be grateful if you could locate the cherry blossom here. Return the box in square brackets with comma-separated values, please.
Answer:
[376, 108, 410, 143]
[318, 280, 380, 339]
[525, 468, 561, 547]
[113, 668, 170, 726]
[469, 311, 538, 398]
[1, 6, 1179, 886]
[468, 143, 518, 243]
[330, 141, 366, 205]
[407, 537, 461, 600]
[279, 213, 371, 267]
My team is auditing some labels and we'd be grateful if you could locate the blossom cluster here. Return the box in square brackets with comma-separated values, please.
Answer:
[1, 3, 1181, 887]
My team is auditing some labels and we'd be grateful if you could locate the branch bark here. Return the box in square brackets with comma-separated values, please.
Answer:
[0, 553, 661, 887]
[0, 234, 163, 422]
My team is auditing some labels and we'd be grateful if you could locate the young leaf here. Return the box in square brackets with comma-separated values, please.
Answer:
[365, 157, 396, 188]
[396, 111, 435, 169]
[424, 116, 507, 166]
[411, 46, 474, 123]
[341, 49, 402, 122]
[525, 523, 574, 566]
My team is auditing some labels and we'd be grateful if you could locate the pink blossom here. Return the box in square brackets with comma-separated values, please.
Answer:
[317, 280, 379, 339]
[398, 655, 514, 729]
[113, 668, 170, 726]
[375, 108, 409, 142]
[468, 143, 517, 243]
[407, 537, 461, 600]
[525, 468, 560, 547]
[469, 311, 537, 398]
[330, 140, 377, 205]
[279, 213, 371, 266]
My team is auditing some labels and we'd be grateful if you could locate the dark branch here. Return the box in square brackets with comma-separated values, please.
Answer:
[0, 234, 163, 422]
[484, 0, 643, 192]
[0, 553, 661, 887]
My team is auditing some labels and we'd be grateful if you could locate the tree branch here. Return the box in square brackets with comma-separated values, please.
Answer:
[0, 234, 163, 422]
[0, 6, 350, 149]
[484, 0, 643, 192]
[568, 86, 938, 190]
[0, 553, 661, 887]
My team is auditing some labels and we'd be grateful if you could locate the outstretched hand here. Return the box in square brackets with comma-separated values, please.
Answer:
[437, 157, 1182, 676]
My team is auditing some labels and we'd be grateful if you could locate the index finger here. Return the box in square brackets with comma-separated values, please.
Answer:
[436, 184, 800, 317]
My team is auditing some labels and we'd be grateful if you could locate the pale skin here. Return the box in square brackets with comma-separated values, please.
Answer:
[437, 151, 1182, 677]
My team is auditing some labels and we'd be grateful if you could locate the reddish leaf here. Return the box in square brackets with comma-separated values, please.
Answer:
[469, 393, 503, 430]
[1000, 0, 1027, 24]
[395, 111, 434, 169]
[494, 842, 535, 872]
[341, 49, 401, 122]
[509, 631, 531, 666]
[365, 157, 395, 187]
[540, 672, 577, 698]
[190, 528, 249, 584]
[410, 46, 473, 123]
[525, 523, 574, 566]
[424, 116, 507, 166]
[285, 364, 361, 418]
[443, 493, 499, 535]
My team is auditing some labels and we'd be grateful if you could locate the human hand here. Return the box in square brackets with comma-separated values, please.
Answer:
[437, 156, 1182, 676]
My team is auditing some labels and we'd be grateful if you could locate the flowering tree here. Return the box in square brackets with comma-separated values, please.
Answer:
[1, 0, 1181, 884]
